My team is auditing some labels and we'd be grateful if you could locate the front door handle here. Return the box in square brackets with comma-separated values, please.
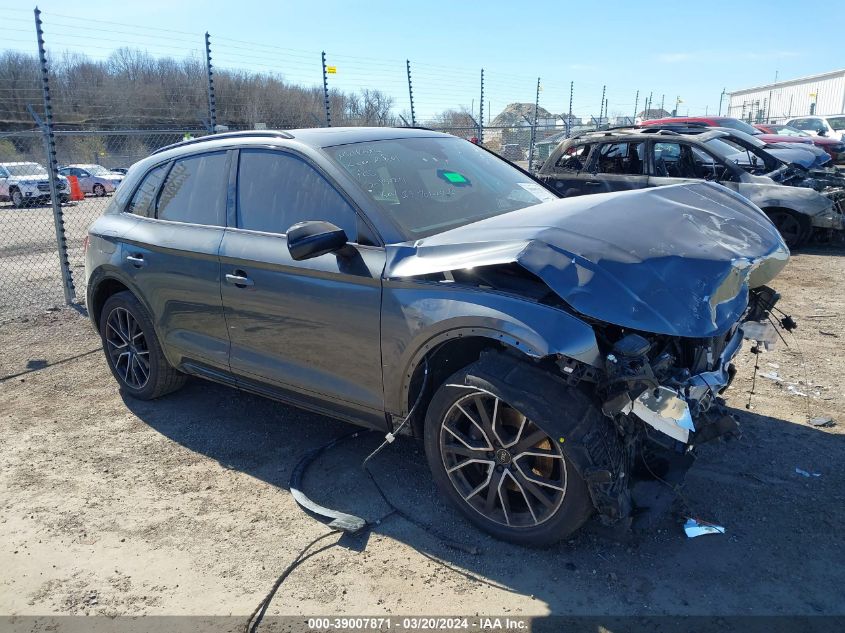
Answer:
[225, 271, 254, 288]
[585, 180, 603, 186]
[126, 254, 146, 267]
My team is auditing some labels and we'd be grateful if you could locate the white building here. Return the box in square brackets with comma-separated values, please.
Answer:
[726, 69, 845, 123]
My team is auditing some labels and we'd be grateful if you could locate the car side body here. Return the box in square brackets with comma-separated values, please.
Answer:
[86, 128, 790, 544]
[59, 164, 124, 196]
[0, 161, 70, 207]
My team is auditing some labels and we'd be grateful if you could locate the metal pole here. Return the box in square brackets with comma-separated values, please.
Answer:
[599, 85, 605, 127]
[633, 90, 639, 124]
[321, 51, 331, 127]
[567, 81, 573, 138]
[34, 7, 74, 305]
[406, 59, 416, 127]
[718, 88, 725, 116]
[528, 77, 540, 171]
[660, 94, 665, 114]
[204, 32, 217, 133]
[478, 68, 484, 144]
[647, 91, 653, 118]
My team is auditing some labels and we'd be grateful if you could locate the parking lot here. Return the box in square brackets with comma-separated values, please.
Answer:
[1, 245, 843, 621]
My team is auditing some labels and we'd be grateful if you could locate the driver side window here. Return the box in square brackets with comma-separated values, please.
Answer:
[237, 149, 359, 241]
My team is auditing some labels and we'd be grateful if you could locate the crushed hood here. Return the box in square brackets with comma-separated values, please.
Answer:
[384, 183, 789, 338]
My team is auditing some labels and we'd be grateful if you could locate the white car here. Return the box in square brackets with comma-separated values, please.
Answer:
[785, 115, 845, 142]
[58, 164, 124, 196]
[0, 162, 70, 208]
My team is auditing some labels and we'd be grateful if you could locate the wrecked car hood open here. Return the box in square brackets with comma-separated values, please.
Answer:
[384, 182, 789, 338]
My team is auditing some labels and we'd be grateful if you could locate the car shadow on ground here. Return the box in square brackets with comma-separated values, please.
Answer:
[122, 377, 845, 617]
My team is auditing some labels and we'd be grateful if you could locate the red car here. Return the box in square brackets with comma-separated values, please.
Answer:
[641, 116, 819, 147]
[755, 123, 845, 163]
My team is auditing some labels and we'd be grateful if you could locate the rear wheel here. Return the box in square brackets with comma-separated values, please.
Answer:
[99, 291, 186, 399]
[424, 363, 593, 546]
[766, 209, 808, 249]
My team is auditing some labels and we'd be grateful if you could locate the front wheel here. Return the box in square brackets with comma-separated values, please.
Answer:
[766, 209, 809, 249]
[423, 363, 593, 546]
[99, 291, 186, 399]
[93, 183, 106, 197]
[10, 188, 24, 208]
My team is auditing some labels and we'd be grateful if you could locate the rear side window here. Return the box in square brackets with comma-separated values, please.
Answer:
[126, 163, 168, 217]
[237, 149, 358, 240]
[157, 152, 227, 225]
[595, 142, 644, 175]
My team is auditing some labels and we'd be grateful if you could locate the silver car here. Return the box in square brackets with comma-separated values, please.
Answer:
[85, 128, 788, 545]
[59, 164, 124, 196]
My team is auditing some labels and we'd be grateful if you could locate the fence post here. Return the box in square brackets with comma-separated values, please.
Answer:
[34, 7, 74, 305]
[478, 68, 484, 144]
[599, 85, 606, 128]
[204, 32, 217, 133]
[633, 90, 639, 123]
[406, 60, 416, 127]
[567, 81, 573, 138]
[321, 51, 331, 127]
[528, 76, 540, 171]
[660, 94, 665, 114]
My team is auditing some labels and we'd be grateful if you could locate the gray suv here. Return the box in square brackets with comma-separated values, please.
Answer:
[86, 128, 789, 545]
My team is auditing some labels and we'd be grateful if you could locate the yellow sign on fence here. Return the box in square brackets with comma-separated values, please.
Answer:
[326, 66, 337, 74]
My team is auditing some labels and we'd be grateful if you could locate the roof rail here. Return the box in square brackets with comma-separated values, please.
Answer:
[152, 130, 294, 155]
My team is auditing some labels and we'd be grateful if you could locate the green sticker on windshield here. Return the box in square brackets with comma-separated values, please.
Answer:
[438, 169, 470, 186]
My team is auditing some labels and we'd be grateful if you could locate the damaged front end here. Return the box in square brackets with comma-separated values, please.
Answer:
[387, 182, 791, 530]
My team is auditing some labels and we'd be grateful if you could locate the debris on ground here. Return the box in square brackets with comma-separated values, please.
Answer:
[808, 417, 835, 428]
[683, 518, 726, 538]
[795, 467, 822, 478]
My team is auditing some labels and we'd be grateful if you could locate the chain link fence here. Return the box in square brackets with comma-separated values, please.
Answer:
[0, 129, 206, 322]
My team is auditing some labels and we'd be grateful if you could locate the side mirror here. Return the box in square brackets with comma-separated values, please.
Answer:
[816, 128, 827, 136]
[287, 220, 348, 261]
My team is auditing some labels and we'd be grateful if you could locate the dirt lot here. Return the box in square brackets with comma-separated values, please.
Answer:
[1, 247, 844, 624]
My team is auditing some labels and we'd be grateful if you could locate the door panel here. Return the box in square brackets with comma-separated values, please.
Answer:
[219, 230, 385, 418]
[122, 219, 229, 368]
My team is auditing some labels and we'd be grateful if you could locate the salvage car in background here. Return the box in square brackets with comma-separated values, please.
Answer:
[86, 128, 789, 545]
[0, 161, 70, 207]
[754, 123, 845, 163]
[785, 114, 845, 142]
[535, 129, 843, 247]
[58, 164, 124, 196]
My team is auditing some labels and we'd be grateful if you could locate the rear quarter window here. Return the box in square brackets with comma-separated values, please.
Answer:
[125, 163, 168, 218]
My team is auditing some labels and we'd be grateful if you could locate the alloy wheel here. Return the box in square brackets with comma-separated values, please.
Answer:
[439, 391, 567, 528]
[11, 189, 23, 207]
[94, 184, 105, 196]
[105, 306, 150, 389]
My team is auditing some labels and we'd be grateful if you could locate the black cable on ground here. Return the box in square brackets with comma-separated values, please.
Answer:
[243, 529, 341, 633]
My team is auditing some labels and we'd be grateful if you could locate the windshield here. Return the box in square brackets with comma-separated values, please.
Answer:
[715, 118, 762, 135]
[771, 125, 809, 137]
[86, 165, 113, 176]
[325, 136, 557, 240]
[4, 163, 47, 177]
[828, 117, 845, 131]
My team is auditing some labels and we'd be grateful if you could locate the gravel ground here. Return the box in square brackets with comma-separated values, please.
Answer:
[1, 247, 843, 623]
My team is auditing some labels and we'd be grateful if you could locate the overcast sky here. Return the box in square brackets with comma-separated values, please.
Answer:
[2, 0, 843, 121]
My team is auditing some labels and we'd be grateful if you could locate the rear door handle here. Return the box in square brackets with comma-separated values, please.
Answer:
[585, 180, 602, 186]
[225, 271, 254, 288]
[126, 254, 146, 267]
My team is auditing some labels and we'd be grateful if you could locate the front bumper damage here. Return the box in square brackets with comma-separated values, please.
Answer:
[588, 288, 786, 529]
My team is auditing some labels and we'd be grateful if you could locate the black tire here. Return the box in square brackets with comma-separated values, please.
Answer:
[423, 362, 593, 546]
[766, 209, 809, 249]
[10, 187, 24, 209]
[99, 291, 186, 400]
[93, 183, 106, 197]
